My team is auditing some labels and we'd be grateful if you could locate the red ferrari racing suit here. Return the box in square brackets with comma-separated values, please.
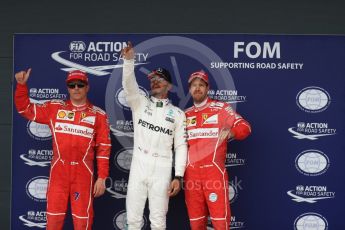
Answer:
[184, 98, 251, 230]
[15, 83, 111, 230]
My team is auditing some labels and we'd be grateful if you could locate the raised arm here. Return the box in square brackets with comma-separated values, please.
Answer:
[121, 42, 146, 110]
[14, 68, 50, 124]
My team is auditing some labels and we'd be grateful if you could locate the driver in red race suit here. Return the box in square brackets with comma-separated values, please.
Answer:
[184, 71, 251, 230]
[14, 69, 111, 230]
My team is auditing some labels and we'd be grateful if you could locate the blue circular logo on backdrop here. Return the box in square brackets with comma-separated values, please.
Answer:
[26, 176, 49, 202]
[229, 184, 239, 204]
[294, 212, 328, 230]
[27, 121, 52, 141]
[114, 147, 133, 172]
[115, 87, 149, 110]
[296, 86, 331, 113]
[113, 210, 147, 230]
[295, 150, 330, 176]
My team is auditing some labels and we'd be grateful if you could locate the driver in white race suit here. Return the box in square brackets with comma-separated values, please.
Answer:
[122, 42, 187, 230]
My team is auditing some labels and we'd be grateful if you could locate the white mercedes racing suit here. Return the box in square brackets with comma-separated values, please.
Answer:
[122, 59, 187, 230]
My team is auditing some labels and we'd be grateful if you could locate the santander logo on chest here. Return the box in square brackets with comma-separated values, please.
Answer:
[187, 128, 219, 140]
[54, 122, 94, 138]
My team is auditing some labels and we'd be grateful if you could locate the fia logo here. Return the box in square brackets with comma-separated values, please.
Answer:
[69, 41, 86, 52]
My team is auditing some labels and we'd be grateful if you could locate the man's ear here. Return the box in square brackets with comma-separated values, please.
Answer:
[167, 83, 173, 91]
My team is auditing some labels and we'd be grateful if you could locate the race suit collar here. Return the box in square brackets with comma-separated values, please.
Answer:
[150, 96, 170, 106]
[192, 97, 213, 111]
[66, 100, 91, 111]
[194, 97, 209, 108]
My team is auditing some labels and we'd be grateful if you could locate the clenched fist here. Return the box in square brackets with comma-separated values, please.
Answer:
[15, 68, 31, 85]
[121, 41, 135, 60]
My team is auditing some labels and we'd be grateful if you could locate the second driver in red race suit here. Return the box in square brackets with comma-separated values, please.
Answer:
[184, 71, 251, 230]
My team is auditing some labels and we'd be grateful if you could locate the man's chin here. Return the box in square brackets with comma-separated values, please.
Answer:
[150, 89, 160, 96]
[192, 96, 202, 101]
[193, 96, 208, 104]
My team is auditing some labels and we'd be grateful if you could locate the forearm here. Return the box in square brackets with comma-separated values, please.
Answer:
[122, 59, 140, 97]
[97, 159, 109, 179]
[231, 119, 251, 140]
[96, 145, 110, 179]
[15, 83, 31, 113]
[174, 143, 187, 177]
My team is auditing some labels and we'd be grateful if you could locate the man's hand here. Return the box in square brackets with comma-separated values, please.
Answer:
[15, 68, 31, 85]
[219, 128, 233, 143]
[93, 178, 106, 198]
[121, 41, 135, 60]
[168, 178, 181, 197]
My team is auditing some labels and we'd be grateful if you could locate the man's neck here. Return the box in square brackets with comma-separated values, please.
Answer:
[194, 97, 208, 108]
[152, 93, 168, 100]
[70, 99, 87, 106]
